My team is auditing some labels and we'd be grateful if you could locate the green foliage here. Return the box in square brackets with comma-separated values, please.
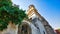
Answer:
[0, 0, 12, 7]
[0, 0, 27, 31]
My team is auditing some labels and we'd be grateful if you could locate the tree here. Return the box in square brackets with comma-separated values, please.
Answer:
[0, 0, 27, 31]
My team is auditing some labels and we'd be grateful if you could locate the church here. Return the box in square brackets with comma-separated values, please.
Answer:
[0, 5, 56, 34]
[18, 5, 56, 34]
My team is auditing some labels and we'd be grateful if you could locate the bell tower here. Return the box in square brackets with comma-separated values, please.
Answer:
[26, 5, 56, 34]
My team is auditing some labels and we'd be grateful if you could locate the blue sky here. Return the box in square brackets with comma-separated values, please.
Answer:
[12, 0, 60, 29]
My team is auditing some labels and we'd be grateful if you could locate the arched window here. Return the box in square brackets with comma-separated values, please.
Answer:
[21, 25, 28, 34]
[20, 23, 31, 34]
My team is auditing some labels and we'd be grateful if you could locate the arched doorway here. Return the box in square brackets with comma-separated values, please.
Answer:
[20, 22, 31, 34]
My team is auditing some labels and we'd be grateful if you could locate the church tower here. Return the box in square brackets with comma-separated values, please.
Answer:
[26, 5, 56, 34]
[26, 5, 49, 26]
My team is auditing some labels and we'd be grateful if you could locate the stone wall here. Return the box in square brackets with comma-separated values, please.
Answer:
[0, 22, 18, 34]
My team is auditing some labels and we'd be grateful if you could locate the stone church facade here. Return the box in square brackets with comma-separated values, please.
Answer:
[18, 5, 56, 34]
[0, 5, 56, 34]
